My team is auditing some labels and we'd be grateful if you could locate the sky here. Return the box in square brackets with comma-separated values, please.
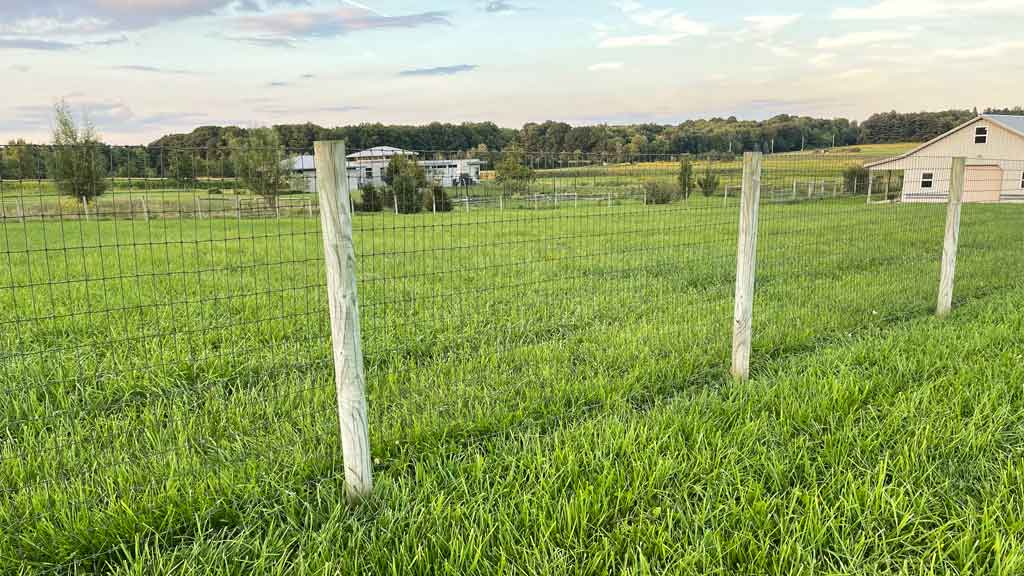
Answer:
[1, 0, 1023, 144]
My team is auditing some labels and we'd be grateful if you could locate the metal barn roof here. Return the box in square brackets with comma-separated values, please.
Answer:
[346, 146, 417, 160]
[984, 114, 1024, 138]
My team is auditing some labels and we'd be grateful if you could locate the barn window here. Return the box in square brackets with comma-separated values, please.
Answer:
[975, 126, 988, 144]
[364, 167, 373, 180]
[921, 172, 934, 189]
[1020, 171, 1024, 189]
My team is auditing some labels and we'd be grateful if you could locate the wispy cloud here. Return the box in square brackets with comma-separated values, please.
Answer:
[588, 62, 624, 72]
[235, 7, 450, 41]
[936, 39, 1024, 59]
[0, 37, 75, 51]
[0, 99, 206, 135]
[599, 1, 709, 48]
[833, 0, 1024, 20]
[741, 14, 802, 37]
[398, 64, 478, 77]
[481, 1, 523, 14]
[817, 28, 920, 49]
[112, 65, 195, 75]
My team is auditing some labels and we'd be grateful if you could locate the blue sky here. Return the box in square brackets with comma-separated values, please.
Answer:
[2, 0, 1023, 144]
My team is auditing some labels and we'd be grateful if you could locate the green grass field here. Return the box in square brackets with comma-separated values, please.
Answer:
[1, 190, 1022, 573]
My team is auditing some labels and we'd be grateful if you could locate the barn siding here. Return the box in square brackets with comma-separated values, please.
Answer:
[868, 118, 1024, 203]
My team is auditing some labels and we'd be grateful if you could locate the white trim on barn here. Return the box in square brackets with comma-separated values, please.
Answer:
[865, 115, 1024, 203]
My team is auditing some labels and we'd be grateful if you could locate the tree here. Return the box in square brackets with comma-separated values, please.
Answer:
[229, 128, 287, 207]
[168, 148, 197, 183]
[49, 101, 108, 201]
[358, 182, 383, 212]
[424, 183, 453, 212]
[842, 165, 870, 195]
[495, 147, 534, 193]
[382, 154, 427, 214]
[678, 157, 695, 200]
[697, 162, 719, 197]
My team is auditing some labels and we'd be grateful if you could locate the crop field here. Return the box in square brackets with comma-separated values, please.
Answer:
[1, 185, 1022, 573]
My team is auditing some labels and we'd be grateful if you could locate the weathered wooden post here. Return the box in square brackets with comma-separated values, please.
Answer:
[937, 157, 966, 318]
[142, 197, 149, 222]
[731, 152, 762, 381]
[16, 198, 25, 224]
[313, 141, 373, 502]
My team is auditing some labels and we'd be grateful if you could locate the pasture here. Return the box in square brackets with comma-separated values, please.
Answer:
[2, 185, 1022, 573]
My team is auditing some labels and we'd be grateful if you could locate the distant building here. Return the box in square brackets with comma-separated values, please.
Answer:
[282, 148, 482, 193]
[865, 114, 1024, 203]
[345, 147, 482, 189]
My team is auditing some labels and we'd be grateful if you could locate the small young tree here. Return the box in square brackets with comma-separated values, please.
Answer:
[229, 128, 287, 207]
[842, 164, 870, 195]
[383, 155, 427, 214]
[678, 157, 695, 200]
[358, 183, 383, 212]
[495, 147, 534, 194]
[168, 148, 197, 184]
[697, 162, 720, 197]
[424, 183, 453, 212]
[49, 101, 108, 201]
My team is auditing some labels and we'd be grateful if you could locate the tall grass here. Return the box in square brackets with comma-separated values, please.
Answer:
[0, 197, 1021, 574]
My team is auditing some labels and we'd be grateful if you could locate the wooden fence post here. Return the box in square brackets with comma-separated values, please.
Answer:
[142, 197, 149, 221]
[937, 157, 966, 318]
[314, 141, 373, 502]
[731, 152, 762, 380]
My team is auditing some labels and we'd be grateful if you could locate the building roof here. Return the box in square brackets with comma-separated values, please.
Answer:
[865, 114, 1024, 169]
[286, 154, 316, 171]
[346, 146, 417, 160]
[986, 114, 1024, 138]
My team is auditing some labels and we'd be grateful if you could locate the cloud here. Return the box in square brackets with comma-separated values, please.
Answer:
[235, 7, 450, 40]
[398, 64, 478, 77]
[0, 99, 206, 135]
[481, 1, 522, 14]
[833, 68, 875, 80]
[0, 37, 76, 50]
[0, 1, 317, 37]
[936, 40, 1024, 59]
[755, 42, 800, 58]
[600, 1, 709, 48]
[742, 14, 802, 37]
[817, 28, 920, 49]
[832, 0, 1024, 20]
[588, 62, 624, 71]
[267, 81, 291, 87]
[222, 35, 297, 48]
[10, 65, 31, 72]
[809, 52, 837, 68]
[112, 65, 196, 75]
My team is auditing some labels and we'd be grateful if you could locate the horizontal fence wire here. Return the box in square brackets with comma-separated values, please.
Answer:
[0, 143, 1021, 572]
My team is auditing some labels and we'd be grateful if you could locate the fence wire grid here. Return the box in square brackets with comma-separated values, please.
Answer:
[0, 144, 1021, 572]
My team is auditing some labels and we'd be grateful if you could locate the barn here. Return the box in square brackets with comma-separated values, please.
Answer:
[865, 114, 1024, 203]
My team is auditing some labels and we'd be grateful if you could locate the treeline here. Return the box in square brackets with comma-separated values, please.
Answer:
[5, 108, 1023, 181]
[150, 122, 516, 155]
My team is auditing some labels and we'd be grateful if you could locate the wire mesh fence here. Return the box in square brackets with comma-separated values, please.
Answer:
[0, 142, 1021, 571]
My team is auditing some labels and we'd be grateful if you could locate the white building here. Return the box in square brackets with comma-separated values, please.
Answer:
[865, 114, 1024, 203]
[345, 147, 483, 190]
[286, 146, 484, 192]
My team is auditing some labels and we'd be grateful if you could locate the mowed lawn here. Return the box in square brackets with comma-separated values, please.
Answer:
[1, 196, 1022, 574]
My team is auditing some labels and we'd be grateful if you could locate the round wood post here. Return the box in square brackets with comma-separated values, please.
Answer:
[937, 157, 966, 318]
[731, 152, 762, 381]
[314, 140, 374, 502]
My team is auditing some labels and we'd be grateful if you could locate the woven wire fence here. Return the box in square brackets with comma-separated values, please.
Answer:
[0, 144, 337, 572]
[1, 143, 1021, 571]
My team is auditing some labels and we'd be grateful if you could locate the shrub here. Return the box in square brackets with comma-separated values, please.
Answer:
[678, 157, 695, 200]
[842, 165, 870, 195]
[697, 164, 720, 197]
[383, 155, 426, 214]
[644, 181, 677, 205]
[424, 184, 453, 212]
[358, 183, 383, 212]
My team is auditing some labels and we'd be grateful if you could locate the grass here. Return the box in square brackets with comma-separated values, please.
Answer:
[0, 191, 1021, 574]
